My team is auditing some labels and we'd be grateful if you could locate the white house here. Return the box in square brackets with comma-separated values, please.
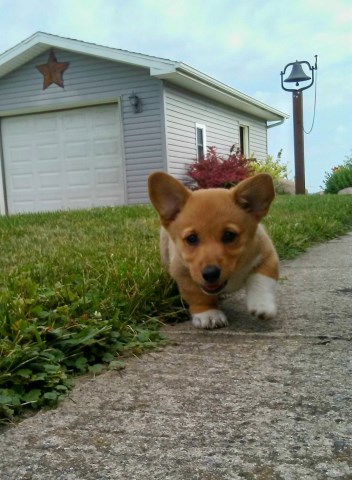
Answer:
[0, 32, 287, 214]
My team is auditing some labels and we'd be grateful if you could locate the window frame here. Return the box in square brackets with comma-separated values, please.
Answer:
[195, 123, 207, 160]
[239, 125, 249, 158]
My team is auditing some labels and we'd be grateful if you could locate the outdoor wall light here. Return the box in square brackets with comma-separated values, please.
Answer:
[129, 92, 142, 113]
[280, 56, 318, 194]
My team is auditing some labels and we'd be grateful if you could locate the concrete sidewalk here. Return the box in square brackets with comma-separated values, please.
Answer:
[1, 233, 351, 480]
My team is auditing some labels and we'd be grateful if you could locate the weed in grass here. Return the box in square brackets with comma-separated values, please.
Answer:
[0, 195, 351, 423]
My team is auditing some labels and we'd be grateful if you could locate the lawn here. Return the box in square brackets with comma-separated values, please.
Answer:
[1, 194, 352, 422]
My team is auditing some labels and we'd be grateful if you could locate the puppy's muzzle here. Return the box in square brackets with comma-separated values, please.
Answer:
[201, 265, 227, 295]
[202, 265, 221, 283]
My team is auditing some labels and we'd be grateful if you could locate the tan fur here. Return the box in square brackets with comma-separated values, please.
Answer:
[148, 172, 279, 327]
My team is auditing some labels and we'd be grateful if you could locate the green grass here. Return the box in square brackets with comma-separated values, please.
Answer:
[264, 195, 352, 258]
[1, 195, 352, 423]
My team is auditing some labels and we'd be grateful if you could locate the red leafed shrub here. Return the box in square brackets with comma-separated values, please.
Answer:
[187, 145, 253, 189]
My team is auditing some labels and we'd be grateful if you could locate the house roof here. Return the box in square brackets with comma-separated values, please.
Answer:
[0, 32, 288, 122]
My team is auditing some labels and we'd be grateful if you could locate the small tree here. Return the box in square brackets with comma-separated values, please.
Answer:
[249, 149, 288, 180]
[187, 145, 253, 189]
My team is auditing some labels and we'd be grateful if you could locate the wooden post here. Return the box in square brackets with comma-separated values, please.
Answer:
[292, 90, 305, 194]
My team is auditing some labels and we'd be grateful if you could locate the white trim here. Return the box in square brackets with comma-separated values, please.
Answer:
[267, 119, 285, 129]
[0, 32, 176, 78]
[239, 124, 250, 158]
[156, 69, 289, 121]
[195, 123, 207, 160]
[176, 64, 286, 116]
[160, 86, 169, 173]
[0, 122, 7, 214]
[0, 97, 121, 118]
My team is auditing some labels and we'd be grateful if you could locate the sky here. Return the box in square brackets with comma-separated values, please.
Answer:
[0, 0, 351, 193]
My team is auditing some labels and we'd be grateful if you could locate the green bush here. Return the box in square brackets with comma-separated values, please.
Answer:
[323, 151, 352, 194]
[249, 149, 288, 181]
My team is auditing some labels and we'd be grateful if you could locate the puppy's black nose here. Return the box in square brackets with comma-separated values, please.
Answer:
[202, 265, 221, 283]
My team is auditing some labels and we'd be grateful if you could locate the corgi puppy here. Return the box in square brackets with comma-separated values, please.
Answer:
[148, 172, 279, 329]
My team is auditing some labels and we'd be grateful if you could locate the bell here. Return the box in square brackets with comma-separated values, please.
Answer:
[284, 61, 311, 86]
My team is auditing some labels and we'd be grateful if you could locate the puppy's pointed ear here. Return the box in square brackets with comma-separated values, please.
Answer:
[233, 174, 275, 221]
[148, 172, 191, 226]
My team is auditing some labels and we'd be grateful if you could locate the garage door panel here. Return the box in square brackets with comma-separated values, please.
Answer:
[2, 104, 125, 214]
[66, 158, 90, 172]
[8, 161, 32, 176]
[36, 144, 60, 161]
[67, 171, 92, 187]
[6, 117, 32, 135]
[13, 200, 36, 212]
[93, 106, 116, 125]
[6, 145, 32, 163]
[12, 175, 34, 191]
[34, 115, 58, 133]
[96, 168, 120, 186]
[62, 110, 89, 127]
[62, 112, 91, 141]
[39, 173, 62, 189]
[36, 160, 61, 174]
[64, 142, 89, 159]
[93, 139, 119, 156]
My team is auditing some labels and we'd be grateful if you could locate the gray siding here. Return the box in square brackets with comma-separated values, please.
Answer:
[0, 49, 166, 204]
[164, 84, 267, 182]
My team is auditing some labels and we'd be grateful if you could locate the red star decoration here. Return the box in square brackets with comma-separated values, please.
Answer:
[36, 49, 70, 90]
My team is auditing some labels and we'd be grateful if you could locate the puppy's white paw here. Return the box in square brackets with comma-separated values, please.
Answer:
[192, 309, 228, 329]
[247, 298, 277, 320]
[246, 273, 277, 320]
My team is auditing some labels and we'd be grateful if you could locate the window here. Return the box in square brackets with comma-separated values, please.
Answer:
[196, 124, 206, 160]
[239, 125, 249, 158]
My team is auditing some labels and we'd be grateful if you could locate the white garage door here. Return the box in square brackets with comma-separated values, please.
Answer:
[2, 104, 125, 214]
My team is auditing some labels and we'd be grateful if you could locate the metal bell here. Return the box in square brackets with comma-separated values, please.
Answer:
[284, 61, 311, 86]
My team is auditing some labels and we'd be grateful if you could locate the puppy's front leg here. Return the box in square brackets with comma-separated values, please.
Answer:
[246, 272, 277, 320]
[191, 307, 228, 330]
[178, 282, 228, 329]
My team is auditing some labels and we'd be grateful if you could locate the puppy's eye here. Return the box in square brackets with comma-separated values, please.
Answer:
[185, 234, 199, 246]
[222, 231, 237, 244]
